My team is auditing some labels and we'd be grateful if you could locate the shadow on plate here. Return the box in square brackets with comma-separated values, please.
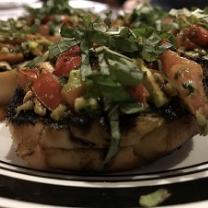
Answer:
[134, 138, 194, 174]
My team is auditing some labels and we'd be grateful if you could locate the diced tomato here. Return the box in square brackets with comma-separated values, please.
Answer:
[160, 50, 208, 117]
[160, 50, 190, 73]
[177, 25, 208, 50]
[32, 72, 63, 110]
[176, 32, 198, 50]
[17, 69, 38, 88]
[187, 25, 208, 47]
[67, 45, 81, 55]
[129, 84, 149, 102]
[54, 45, 81, 77]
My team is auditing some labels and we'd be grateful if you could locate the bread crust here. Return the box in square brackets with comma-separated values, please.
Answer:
[0, 70, 17, 105]
[9, 114, 199, 171]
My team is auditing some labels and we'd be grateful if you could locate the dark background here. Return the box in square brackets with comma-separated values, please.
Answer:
[152, 0, 208, 9]
[97, 0, 208, 8]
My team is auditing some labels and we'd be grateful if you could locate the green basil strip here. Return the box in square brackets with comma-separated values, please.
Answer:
[104, 106, 121, 164]
[48, 38, 80, 60]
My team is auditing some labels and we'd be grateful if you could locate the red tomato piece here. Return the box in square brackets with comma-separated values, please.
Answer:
[68, 45, 81, 55]
[187, 25, 208, 47]
[176, 32, 198, 50]
[177, 25, 208, 50]
[17, 69, 38, 88]
[54, 45, 81, 77]
[32, 72, 63, 110]
[129, 84, 149, 103]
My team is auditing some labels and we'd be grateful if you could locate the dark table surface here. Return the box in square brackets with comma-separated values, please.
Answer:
[152, 0, 207, 9]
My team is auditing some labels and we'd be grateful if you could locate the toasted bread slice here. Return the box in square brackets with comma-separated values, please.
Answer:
[9, 114, 198, 171]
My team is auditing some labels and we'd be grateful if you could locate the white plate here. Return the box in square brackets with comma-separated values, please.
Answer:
[1, 1, 208, 207]
[0, 0, 108, 20]
[0, 121, 208, 207]
[69, 0, 108, 13]
[0, 0, 39, 9]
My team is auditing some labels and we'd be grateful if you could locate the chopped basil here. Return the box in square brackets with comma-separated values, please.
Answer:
[141, 33, 172, 62]
[169, 8, 208, 30]
[26, 52, 49, 68]
[83, 46, 144, 162]
[80, 54, 90, 77]
[100, 47, 143, 85]
[61, 23, 140, 56]
[85, 46, 143, 103]
[182, 82, 195, 95]
[120, 103, 144, 114]
[59, 15, 174, 64]
[87, 74, 131, 102]
[104, 106, 120, 164]
[48, 38, 80, 60]
[61, 26, 84, 40]
[130, 3, 167, 29]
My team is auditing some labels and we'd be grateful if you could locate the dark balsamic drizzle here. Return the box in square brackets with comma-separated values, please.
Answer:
[158, 97, 189, 121]
[7, 89, 91, 129]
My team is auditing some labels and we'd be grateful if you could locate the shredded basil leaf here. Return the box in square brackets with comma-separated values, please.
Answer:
[26, 52, 49, 68]
[104, 106, 120, 164]
[120, 103, 144, 114]
[87, 74, 131, 102]
[80, 53, 92, 80]
[48, 38, 80, 59]
[85, 46, 143, 103]
[100, 47, 143, 85]
[83, 46, 144, 162]
[182, 82, 195, 95]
